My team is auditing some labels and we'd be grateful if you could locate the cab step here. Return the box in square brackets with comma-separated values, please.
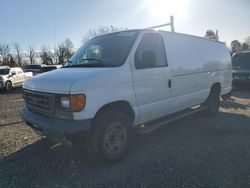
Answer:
[137, 105, 207, 134]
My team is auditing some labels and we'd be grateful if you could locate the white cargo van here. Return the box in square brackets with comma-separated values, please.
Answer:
[21, 29, 232, 162]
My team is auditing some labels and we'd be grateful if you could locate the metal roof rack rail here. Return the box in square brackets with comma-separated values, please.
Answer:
[146, 15, 175, 32]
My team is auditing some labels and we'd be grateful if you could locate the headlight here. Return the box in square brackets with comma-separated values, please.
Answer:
[59, 94, 86, 112]
[61, 96, 70, 108]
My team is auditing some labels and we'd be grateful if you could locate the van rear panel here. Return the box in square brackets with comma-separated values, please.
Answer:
[160, 31, 232, 108]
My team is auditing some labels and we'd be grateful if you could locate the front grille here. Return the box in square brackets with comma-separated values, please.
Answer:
[233, 73, 250, 80]
[24, 90, 55, 114]
[233, 73, 250, 77]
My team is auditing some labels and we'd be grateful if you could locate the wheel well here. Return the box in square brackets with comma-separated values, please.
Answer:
[5, 81, 12, 86]
[210, 83, 221, 95]
[94, 101, 135, 122]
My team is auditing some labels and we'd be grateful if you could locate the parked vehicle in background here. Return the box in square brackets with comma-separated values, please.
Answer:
[232, 51, 250, 88]
[24, 64, 62, 75]
[21, 29, 232, 162]
[0, 66, 33, 91]
[39, 65, 62, 73]
[24, 64, 45, 76]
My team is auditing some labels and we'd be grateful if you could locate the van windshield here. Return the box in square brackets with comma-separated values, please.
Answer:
[64, 31, 138, 68]
[232, 52, 250, 69]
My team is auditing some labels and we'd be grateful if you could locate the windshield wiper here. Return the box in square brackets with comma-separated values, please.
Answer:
[63, 58, 113, 68]
[82, 58, 103, 63]
[63, 63, 112, 68]
[67, 60, 73, 65]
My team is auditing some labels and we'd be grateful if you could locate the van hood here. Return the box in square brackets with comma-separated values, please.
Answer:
[23, 67, 130, 93]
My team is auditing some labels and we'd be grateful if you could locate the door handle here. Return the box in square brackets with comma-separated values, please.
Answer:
[168, 79, 171, 88]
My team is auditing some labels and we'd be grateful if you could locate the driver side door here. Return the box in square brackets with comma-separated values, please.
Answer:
[131, 32, 174, 123]
[9, 69, 19, 87]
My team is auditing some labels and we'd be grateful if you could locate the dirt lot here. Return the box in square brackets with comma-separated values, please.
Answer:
[0, 88, 250, 188]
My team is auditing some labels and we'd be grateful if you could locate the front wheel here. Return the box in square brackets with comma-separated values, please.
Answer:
[88, 110, 134, 163]
[5, 81, 12, 91]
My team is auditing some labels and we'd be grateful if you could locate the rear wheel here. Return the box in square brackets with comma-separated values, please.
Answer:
[203, 87, 220, 116]
[5, 81, 12, 91]
[88, 110, 134, 163]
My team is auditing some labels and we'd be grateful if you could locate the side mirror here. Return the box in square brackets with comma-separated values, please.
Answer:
[10, 72, 16, 76]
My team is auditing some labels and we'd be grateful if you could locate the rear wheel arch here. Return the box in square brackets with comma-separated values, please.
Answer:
[202, 82, 221, 116]
[210, 82, 221, 96]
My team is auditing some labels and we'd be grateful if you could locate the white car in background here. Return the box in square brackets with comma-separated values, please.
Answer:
[24, 64, 62, 76]
[0, 66, 33, 91]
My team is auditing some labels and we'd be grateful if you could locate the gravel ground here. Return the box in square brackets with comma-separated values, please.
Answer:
[0, 88, 250, 188]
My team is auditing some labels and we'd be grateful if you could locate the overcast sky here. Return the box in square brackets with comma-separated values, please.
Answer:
[0, 0, 249, 51]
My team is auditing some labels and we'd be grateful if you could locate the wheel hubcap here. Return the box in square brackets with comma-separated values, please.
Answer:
[103, 123, 127, 154]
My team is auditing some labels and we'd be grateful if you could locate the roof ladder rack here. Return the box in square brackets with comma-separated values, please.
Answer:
[146, 15, 175, 32]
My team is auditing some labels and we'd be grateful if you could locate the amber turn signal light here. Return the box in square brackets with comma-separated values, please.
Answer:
[70, 95, 86, 112]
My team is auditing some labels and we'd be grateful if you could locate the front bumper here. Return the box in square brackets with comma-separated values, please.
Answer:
[233, 73, 250, 86]
[20, 107, 92, 146]
[232, 78, 250, 86]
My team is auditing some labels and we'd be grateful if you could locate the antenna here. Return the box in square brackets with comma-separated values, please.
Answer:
[54, 27, 57, 49]
[146, 15, 175, 32]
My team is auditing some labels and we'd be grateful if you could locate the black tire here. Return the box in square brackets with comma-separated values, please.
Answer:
[202, 87, 220, 116]
[88, 110, 134, 163]
[5, 81, 12, 91]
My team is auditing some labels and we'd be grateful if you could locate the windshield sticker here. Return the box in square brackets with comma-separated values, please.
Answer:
[118, 31, 136, 36]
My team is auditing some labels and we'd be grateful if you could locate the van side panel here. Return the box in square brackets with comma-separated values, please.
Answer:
[163, 32, 232, 111]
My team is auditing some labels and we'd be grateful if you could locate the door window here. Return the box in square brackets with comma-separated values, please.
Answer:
[10, 70, 17, 75]
[134, 33, 167, 69]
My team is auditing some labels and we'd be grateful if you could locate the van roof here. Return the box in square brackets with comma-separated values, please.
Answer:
[95, 29, 225, 45]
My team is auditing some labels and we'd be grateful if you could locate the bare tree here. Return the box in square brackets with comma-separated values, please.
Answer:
[204, 29, 219, 41]
[55, 38, 74, 64]
[243, 36, 250, 50]
[0, 43, 10, 65]
[230, 40, 241, 55]
[28, 45, 35, 64]
[241, 43, 249, 51]
[55, 43, 66, 64]
[40, 47, 53, 65]
[8, 54, 16, 67]
[64, 38, 74, 62]
[82, 25, 126, 42]
[13, 43, 22, 66]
